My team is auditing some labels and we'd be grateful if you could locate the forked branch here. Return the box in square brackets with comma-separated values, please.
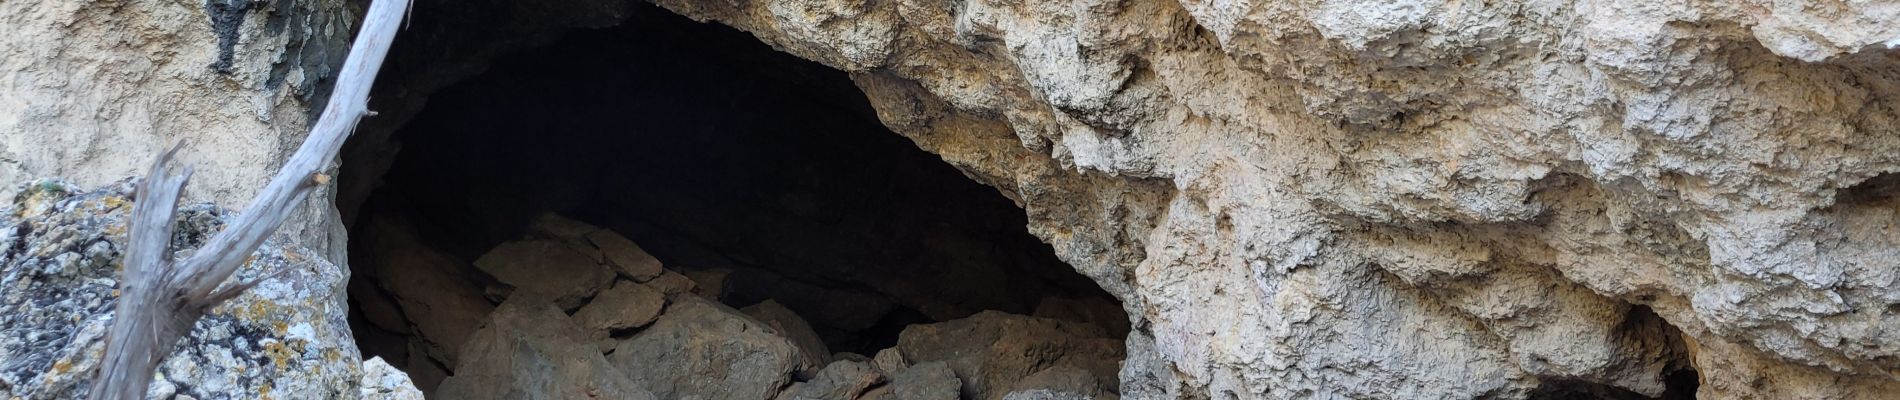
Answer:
[88, 0, 410, 398]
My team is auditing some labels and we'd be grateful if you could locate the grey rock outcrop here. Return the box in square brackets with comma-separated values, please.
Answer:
[0, 180, 362, 399]
[360, 357, 426, 400]
[359, 212, 494, 367]
[474, 239, 615, 310]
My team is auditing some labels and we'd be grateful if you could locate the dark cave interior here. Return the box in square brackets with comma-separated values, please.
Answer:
[337, 3, 1128, 396]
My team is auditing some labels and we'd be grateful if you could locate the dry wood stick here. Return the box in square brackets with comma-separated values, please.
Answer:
[88, 0, 409, 398]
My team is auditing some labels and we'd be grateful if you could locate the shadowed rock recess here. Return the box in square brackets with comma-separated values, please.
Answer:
[338, 6, 1129, 399]
[6, 0, 1900, 398]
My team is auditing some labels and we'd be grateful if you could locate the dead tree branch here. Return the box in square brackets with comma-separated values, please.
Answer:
[88, 0, 410, 398]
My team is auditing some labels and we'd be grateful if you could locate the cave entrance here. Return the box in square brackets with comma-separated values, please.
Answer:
[337, 4, 1128, 399]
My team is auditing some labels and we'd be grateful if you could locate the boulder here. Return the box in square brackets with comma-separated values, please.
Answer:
[872, 348, 909, 375]
[574, 279, 666, 333]
[743, 299, 833, 372]
[773, 360, 884, 400]
[363, 213, 495, 366]
[887, 361, 960, 400]
[897, 312, 1123, 400]
[360, 357, 426, 400]
[473, 239, 614, 310]
[435, 297, 655, 400]
[608, 296, 810, 400]
[587, 229, 665, 281]
[643, 269, 699, 297]
[1000, 389, 1098, 400]
[0, 181, 360, 399]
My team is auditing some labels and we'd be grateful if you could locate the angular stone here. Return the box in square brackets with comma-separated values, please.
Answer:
[773, 360, 884, 400]
[608, 296, 811, 400]
[743, 299, 833, 373]
[360, 357, 425, 400]
[858, 386, 894, 400]
[1004, 366, 1114, 400]
[873, 348, 909, 375]
[897, 312, 1123, 400]
[643, 269, 699, 297]
[473, 239, 614, 310]
[435, 297, 655, 400]
[401, 339, 449, 394]
[888, 361, 960, 400]
[586, 229, 666, 281]
[364, 214, 494, 367]
[574, 280, 666, 333]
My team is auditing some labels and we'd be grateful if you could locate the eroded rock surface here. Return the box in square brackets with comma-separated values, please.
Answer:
[8, 0, 1900, 398]
[435, 296, 656, 400]
[610, 296, 813, 399]
[898, 311, 1124, 400]
[0, 180, 363, 399]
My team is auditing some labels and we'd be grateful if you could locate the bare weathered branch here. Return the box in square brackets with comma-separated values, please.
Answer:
[88, 0, 410, 398]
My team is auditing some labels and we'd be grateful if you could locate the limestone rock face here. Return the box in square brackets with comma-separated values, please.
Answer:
[8, 0, 1900, 398]
[650, 0, 1900, 398]
[0, 181, 361, 399]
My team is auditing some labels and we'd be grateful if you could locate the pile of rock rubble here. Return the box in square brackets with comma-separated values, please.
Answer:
[361, 213, 1125, 399]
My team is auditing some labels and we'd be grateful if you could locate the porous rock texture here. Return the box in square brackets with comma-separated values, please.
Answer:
[4, 1, 1900, 400]
[0, 180, 362, 399]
